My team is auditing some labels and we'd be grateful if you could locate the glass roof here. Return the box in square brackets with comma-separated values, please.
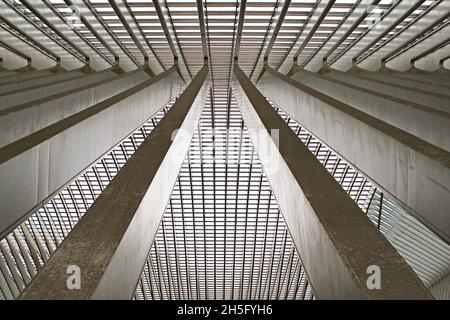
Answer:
[0, 0, 448, 300]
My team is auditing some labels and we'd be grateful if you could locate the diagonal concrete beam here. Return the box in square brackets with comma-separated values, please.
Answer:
[257, 65, 450, 243]
[347, 68, 450, 95]
[0, 68, 118, 109]
[19, 65, 209, 300]
[290, 69, 450, 151]
[233, 64, 431, 299]
[0, 69, 156, 147]
[324, 69, 450, 108]
[0, 66, 182, 238]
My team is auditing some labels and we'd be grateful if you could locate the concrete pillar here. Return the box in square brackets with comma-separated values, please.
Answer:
[0, 69, 155, 147]
[324, 70, 450, 110]
[258, 65, 450, 243]
[0, 66, 182, 238]
[233, 65, 431, 299]
[0, 69, 118, 109]
[290, 70, 450, 151]
[19, 65, 209, 300]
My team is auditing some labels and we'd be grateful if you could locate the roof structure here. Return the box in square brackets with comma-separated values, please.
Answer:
[0, 0, 449, 300]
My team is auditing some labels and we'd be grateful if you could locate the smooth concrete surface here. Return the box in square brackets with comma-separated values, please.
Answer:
[0, 47, 28, 71]
[0, 69, 117, 109]
[0, 69, 151, 147]
[291, 70, 450, 151]
[233, 65, 432, 299]
[258, 66, 450, 243]
[0, 66, 182, 238]
[19, 66, 208, 300]
[325, 69, 450, 108]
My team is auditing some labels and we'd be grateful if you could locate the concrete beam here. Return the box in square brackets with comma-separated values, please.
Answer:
[0, 46, 28, 70]
[324, 69, 450, 110]
[290, 70, 450, 151]
[65, 0, 137, 71]
[19, 65, 208, 300]
[0, 69, 88, 95]
[0, 69, 155, 147]
[0, 1, 83, 70]
[0, 27, 55, 70]
[0, 69, 54, 86]
[0, 66, 182, 238]
[345, 68, 450, 99]
[348, 69, 449, 94]
[391, 69, 450, 86]
[233, 65, 431, 299]
[0, 70, 18, 78]
[29, 1, 112, 71]
[258, 65, 450, 242]
[0, 69, 117, 109]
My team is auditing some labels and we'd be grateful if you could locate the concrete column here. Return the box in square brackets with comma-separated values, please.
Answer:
[0, 69, 156, 147]
[290, 70, 450, 151]
[19, 65, 209, 300]
[0, 66, 182, 238]
[0, 69, 118, 109]
[233, 65, 431, 299]
[324, 70, 450, 110]
[258, 65, 450, 243]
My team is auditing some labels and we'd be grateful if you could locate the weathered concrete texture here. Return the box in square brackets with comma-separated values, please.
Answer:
[290, 70, 450, 151]
[233, 65, 432, 300]
[0, 69, 152, 147]
[258, 66, 450, 243]
[19, 66, 208, 300]
[324, 69, 450, 110]
[0, 66, 182, 238]
[348, 69, 450, 97]
[0, 69, 117, 109]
